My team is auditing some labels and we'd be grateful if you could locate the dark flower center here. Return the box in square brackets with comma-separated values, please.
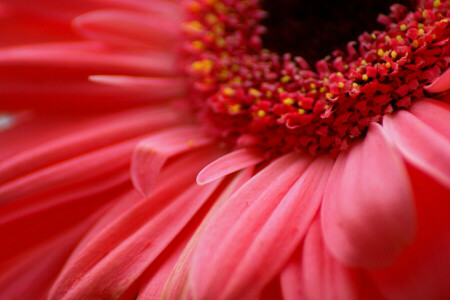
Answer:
[261, 0, 417, 64]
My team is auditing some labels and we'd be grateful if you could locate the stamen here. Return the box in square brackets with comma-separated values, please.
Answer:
[183, 0, 449, 157]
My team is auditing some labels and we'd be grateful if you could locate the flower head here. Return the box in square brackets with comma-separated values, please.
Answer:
[0, 0, 449, 299]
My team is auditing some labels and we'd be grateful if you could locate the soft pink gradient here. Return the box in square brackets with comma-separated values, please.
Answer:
[0, 1, 449, 299]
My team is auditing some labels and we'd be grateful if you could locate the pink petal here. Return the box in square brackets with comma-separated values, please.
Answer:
[131, 126, 213, 197]
[161, 168, 254, 300]
[73, 10, 178, 49]
[0, 137, 140, 205]
[49, 148, 221, 300]
[370, 165, 450, 299]
[409, 98, 450, 141]
[424, 68, 450, 93]
[0, 106, 179, 185]
[302, 219, 360, 300]
[190, 152, 314, 300]
[280, 247, 304, 300]
[321, 123, 416, 268]
[222, 156, 334, 299]
[197, 148, 264, 184]
[383, 110, 450, 189]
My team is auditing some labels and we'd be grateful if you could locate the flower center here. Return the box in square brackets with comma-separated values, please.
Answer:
[261, 0, 417, 64]
[183, 0, 449, 157]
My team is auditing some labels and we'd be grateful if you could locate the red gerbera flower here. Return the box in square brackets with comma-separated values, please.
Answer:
[0, 0, 449, 299]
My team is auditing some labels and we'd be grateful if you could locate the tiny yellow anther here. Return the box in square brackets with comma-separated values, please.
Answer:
[396, 35, 403, 41]
[257, 110, 266, 117]
[229, 104, 241, 113]
[418, 29, 425, 36]
[281, 76, 291, 83]
[310, 83, 316, 89]
[283, 98, 294, 105]
[298, 108, 305, 115]
[223, 87, 236, 97]
[378, 48, 385, 56]
[386, 62, 391, 69]
[362, 74, 369, 81]
[400, 24, 407, 31]
[326, 92, 334, 98]
[338, 82, 345, 89]
[391, 51, 397, 59]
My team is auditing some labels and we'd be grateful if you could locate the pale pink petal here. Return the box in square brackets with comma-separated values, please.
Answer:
[221, 156, 334, 300]
[197, 148, 264, 184]
[49, 148, 221, 299]
[161, 169, 254, 300]
[50, 181, 220, 300]
[280, 247, 304, 300]
[0, 45, 178, 78]
[371, 165, 450, 299]
[409, 98, 450, 140]
[383, 110, 450, 189]
[0, 138, 137, 205]
[424, 68, 450, 93]
[190, 152, 313, 300]
[321, 123, 416, 268]
[73, 10, 178, 49]
[302, 219, 360, 300]
[131, 126, 213, 197]
[0, 106, 179, 185]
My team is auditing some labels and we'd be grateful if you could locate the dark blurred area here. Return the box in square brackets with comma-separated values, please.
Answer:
[260, 0, 417, 64]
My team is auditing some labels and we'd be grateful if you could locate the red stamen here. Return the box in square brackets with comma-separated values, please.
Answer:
[183, 0, 449, 157]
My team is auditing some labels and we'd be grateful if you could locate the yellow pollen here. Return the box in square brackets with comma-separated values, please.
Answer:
[418, 23, 425, 29]
[385, 36, 390, 42]
[352, 82, 359, 88]
[432, 34, 437, 40]
[191, 41, 205, 50]
[185, 21, 204, 33]
[418, 29, 425, 36]
[311, 89, 317, 94]
[283, 98, 294, 105]
[298, 108, 305, 115]
[219, 69, 229, 80]
[249, 88, 262, 97]
[400, 24, 407, 31]
[434, 0, 441, 8]
[412, 40, 419, 48]
[377, 48, 385, 56]
[257, 110, 266, 117]
[344, 64, 349, 70]
[337, 72, 343, 77]
[277, 87, 285, 94]
[326, 92, 333, 98]
[205, 13, 218, 24]
[361, 60, 367, 66]
[320, 86, 327, 93]
[386, 62, 391, 69]
[229, 104, 241, 113]
[338, 82, 345, 88]
[310, 83, 317, 89]
[362, 74, 369, 81]
[266, 91, 273, 98]
[223, 87, 236, 97]
[281, 76, 291, 83]
[371, 34, 377, 39]
[391, 51, 397, 59]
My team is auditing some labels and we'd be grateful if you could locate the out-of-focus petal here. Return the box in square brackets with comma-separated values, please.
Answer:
[197, 148, 264, 184]
[131, 126, 213, 196]
[191, 152, 317, 300]
[302, 219, 360, 300]
[424, 68, 450, 93]
[383, 110, 450, 189]
[371, 164, 450, 299]
[409, 98, 450, 140]
[321, 123, 415, 268]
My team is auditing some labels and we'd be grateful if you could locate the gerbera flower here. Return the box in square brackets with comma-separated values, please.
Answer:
[0, 0, 449, 299]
